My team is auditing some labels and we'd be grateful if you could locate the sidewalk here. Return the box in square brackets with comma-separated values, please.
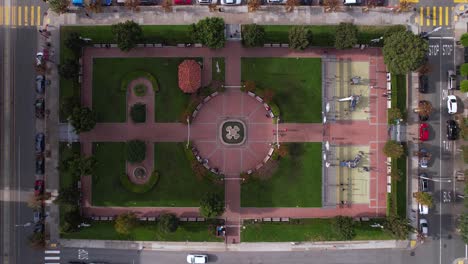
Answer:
[59, 238, 408, 251]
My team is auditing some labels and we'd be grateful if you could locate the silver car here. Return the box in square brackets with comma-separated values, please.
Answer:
[448, 70, 456, 90]
[221, 0, 241, 5]
[198, 0, 218, 4]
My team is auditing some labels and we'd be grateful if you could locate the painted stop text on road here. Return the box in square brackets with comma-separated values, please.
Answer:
[428, 44, 453, 56]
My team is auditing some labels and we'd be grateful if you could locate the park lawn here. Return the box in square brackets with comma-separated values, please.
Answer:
[59, 142, 81, 189]
[241, 143, 322, 207]
[241, 58, 322, 123]
[241, 219, 394, 242]
[395, 157, 407, 217]
[92, 58, 193, 122]
[92, 142, 223, 207]
[62, 221, 223, 242]
[212, 57, 225, 82]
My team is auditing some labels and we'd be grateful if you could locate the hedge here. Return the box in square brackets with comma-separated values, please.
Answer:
[130, 103, 146, 123]
[121, 71, 159, 93]
[126, 140, 146, 163]
[120, 170, 160, 194]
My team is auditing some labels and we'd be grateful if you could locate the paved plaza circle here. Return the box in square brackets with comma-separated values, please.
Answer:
[191, 89, 275, 176]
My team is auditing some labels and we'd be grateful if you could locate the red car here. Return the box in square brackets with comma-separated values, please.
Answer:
[174, 0, 191, 4]
[34, 180, 44, 196]
[419, 123, 429, 141]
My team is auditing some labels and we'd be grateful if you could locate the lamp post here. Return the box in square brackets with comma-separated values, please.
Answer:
[186, 116, 190, 149]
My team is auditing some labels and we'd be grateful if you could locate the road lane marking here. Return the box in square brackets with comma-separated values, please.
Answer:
[420, 7, 424, 25]
[439, 6, 443, 26]
[446, 6, 449, 26]
[24, 6, 27, 26]
[17, 6, 21, 26]
[37, 6, 40, 26]
[427, 6, 431, 26]
[433, 6, 437, 26]
[11, 6, 15, 26]
[0, 6, 3, 25]
[31, 6, 34, 26]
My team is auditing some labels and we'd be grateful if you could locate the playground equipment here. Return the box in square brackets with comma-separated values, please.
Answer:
[339, 151, 364, 168]
[337, 95, 361, 112]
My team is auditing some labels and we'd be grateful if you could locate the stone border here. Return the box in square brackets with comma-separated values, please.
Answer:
[219, 119, 247, 146]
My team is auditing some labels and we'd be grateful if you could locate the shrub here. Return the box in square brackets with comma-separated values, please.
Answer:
[115, 212, 138, 235]
[242, 24, 266, 47]
[121, 71, 159, 93]
[388, 108, 402, 123]
[461, 33, 468, 47]
[59, 59, 79, 80]
[383, 140, 404, 158]
[111, 20, 143, 52]
[126, 140, 146, 163]
[190, 17, 226, 49]
[158, 213, 179, 233]
[70, 107, 97, 133]
[130, 103, 146, 123]
[334, 23, 358, 49]
[269, 102, 280, 117]
[461, 80, 468, 93]
[199, 192, 225, 218]
[289, 26, 311, 50]
[333, 216, 355, 240]
[243, 80, 256, 92]
[133, 84, 147, 96]
[120, 170, 160, 193]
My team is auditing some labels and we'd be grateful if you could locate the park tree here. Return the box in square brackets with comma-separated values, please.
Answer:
[334, 23, 358, 49]
[415, 100, 433, 118]
[68, 155, 98, 178]
[395, 0, 412, 12]
[333, 216, 355, 240]
[124, 0, 140, 12]
[388, 108, 402, 123]
[289, 26, 312, 51]
[49, 0, 69, 14]
[54, 185, 80, 211]
[115, 212, 138, 235]
[199, 192, 225, 218]
[28, 232, 45, 249]
[126, 140, 147, 163]
[417, 63, 431, 75]
[111, 20, 144, 52]
[242, 24, 266, 47]
[383, 31, 428, 74]
[59, 59, 79, 80]
[383, 140, 404, 158]
[27, 194, 45, 209]
[459, 213, 468, 244]
[247, 0, 261, 12]
[65, 32, 88, 58]
[61, 208, 83, 233]
[285, 0, 300, 12]
[462, 80, 468, 93]
[323, 0, 342, 12]
[70, 107, 97, 133]
[60, 96, 80, 121]
[158, 213, 179, 233]
[384, 215, 412, 239]
[460, 63, 468, 77]
[161, 0, 173, 12]
[190, 17, 226, 49]
[414, 192, 433, 207]
[460, 33, 468, 47]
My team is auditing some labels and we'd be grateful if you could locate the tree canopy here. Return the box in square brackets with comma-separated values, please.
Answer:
[158, 213, 179, 233]
[333, 216, 355, 240]
[70, 107, 97, 133]
[115, 212, 138, 235]
[334, 23, 358, 49]
[49, 0, 69, 14]
[242, 24, 266, 47]
[199, 192, 225, 218]
[461, 80, 468, 93]
[383, 31, 428, 74]
[414, 192, 433, 207]
[190, 17, 226, 49]
[383, 140, 404, 158]
[461, 33, 468, 47]
[111, 20, 144, 52]
[384, 215, 412, 240]
[289, 26, 312, 50]
[59, 59, 79, 80]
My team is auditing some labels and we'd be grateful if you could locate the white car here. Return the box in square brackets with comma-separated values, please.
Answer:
[419, 218, 428, 236]
[448, 70, 456, 90]
[36, 52, 44, 66]
[447, 95, 457, 114]
[198, 0, 217, 3]
[221, 0, 241, 5]
[187, 254, 208, 264]
[419, 203, 428, 215]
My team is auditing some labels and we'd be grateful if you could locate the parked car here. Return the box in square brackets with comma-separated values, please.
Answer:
[35, 98, 45, 119]
[446, 120, 459, 140]
[419, 203, 428, 215]
[33, 210, 42, 223]
[36, 75, 45, 94]
[418, 149, 430, 168]
[419, 75, 428, 93]
[267, 0, 287, 4]
[36, 52, 44, 66]
[91, 0, 112, 5]
[36, 155, 44, 175]
[35, 133, 45, 153]
[34, 223, 44, 233]
[448, 70, 456, 90]
[419, 218, 428, 236]
[175, 0, 192, 4]
[139, 0, 158, 4]
[343, 0, 362, 5]
[34, 180, 44, 196]
[419, 123, 429, 141]
[447, 95, 458, 114]
[198, 0, 217, 3]
[221, 0, 241, 5]
[419, 173, 429, 191]
[187, 254, 208, 264]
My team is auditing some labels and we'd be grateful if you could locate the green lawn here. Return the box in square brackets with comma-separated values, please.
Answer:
[62, 221, 223, 242]
[212, 57, 225, 82]
[59, 142, 81, 189]
[92, 58, 193, 122]
[241, 143, 322, 207]
[395, 157, 407, 217]
[241, 58, 322, 123]
[241, 219, 394, 242]
[92, 142, 223, 207]
[262, 25, 406, 47]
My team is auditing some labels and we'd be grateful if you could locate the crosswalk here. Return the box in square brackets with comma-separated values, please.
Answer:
[415, 6, 453, 27]
[0, 5, 44, 27]
[44, 249, 61, 264]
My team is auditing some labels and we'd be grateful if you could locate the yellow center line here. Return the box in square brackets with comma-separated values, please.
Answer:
[446, 6, 449, 26]
[12, 6, 16, 26]
[24, 6, 28, 26]
[5, 6, 10, 26]
[18, 6, 21, 26]
[37, 6, 40, 26]
[420, 7, 423, 25]
[0, 6, 3, 25]
[433, 6, 437, 26]
[31, 6, 34, 26]
[439, 6, 443, 26]
[426, 6, 431, 26]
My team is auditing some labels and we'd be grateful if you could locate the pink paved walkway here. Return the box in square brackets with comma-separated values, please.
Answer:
[79, 44, 389, 243]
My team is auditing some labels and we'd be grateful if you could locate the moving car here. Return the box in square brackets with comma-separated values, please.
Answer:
[448, 70, 456, 90]
[36, 155, 45, 175]
[36, 75, 45, 94]
[419, 123, 429, 141]
[187, 254, 208, 264]
[419, 173, 429, 191]
[419, 218, 428, 236]
[418, 75, 428, 93]
[447, 95, 457, 114]
[34, 180, 44, 196]
[221, 0, 242, 5]
[35, 98, 45, 119]
[446, 120, 459, 140]
[35, 133, 45, 153]
[419, 203, 428, 215]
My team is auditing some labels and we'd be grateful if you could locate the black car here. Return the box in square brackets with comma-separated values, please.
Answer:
[35, 98, 45, 119]
[419, 173, 429, 192]
[36, 75, 45, 94]
[36, 155, 44, 175]
[419, 75, 428, 93]
[35, 133, 45, 153]
[34, 223, 44, 233]
[446, 120, 459, 140]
